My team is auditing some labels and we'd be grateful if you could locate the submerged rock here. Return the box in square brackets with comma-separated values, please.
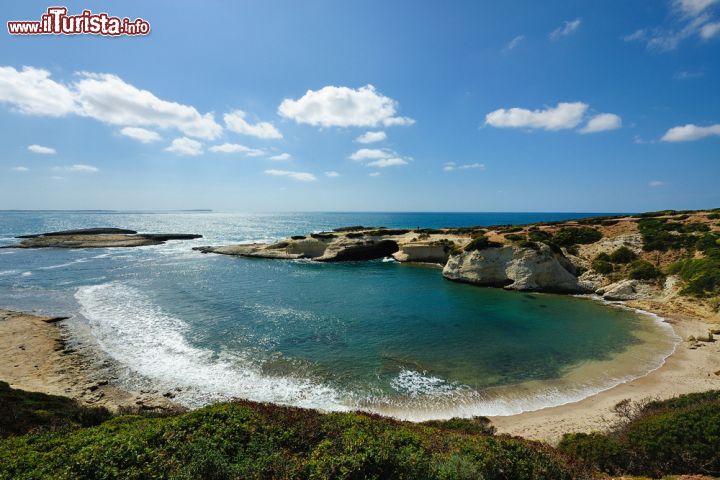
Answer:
[442, 244, 587, 293]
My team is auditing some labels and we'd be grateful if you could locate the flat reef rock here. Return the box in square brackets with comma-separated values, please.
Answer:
[6, 228, 202, 249]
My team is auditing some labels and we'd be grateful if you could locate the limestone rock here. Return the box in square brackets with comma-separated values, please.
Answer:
[442, 244, 587, 293]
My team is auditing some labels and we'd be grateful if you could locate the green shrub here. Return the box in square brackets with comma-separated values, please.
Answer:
[0, 387, 586, 480]
[708, 212, 720, 220]
[609, 246, 637, 264]
[628, 260, 663, 280]
[668, 257, 720, 297]
[518, 240, 541, 251]
[528, 230, 552, 242]
[558, 433, 624, 475]
[505, 233, 526, 242]
[560, 391, 720, 477]
[0, 381, 112, 437]
[637, 218, 696, 251]
[591, 257, 614, 274]
[552, 227, 602, 247]
[464, 236, 503, 252]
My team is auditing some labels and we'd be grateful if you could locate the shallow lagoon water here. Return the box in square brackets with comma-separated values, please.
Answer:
[0, 211, 677, 418]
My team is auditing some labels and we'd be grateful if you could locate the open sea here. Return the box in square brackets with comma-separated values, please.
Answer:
[0, 211, 678, 419]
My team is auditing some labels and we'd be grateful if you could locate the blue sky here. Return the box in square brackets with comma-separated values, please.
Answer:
[1, 0, 718, 212]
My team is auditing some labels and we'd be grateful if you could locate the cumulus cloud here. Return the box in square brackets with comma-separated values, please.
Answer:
[550, 18, 582, 40]
[356, 131, 387, 144]
[579, 113, 622, 134]
[28, 144, 56, 155]
[53, 164, 99, 173]
[264, 169, 316, 182]
[443, 162, 486, 172]
[649, 180, 666, 187]
[349, 148, 392, 161]
[324, 171, 340, 177]
[12, 166, 29, 172]
[625, 0, 720, 50]
[661, 123, 720, 141]
[0, 66, 75, 116]
[166, 137, 203, 156]
[485, 102, 588, 131]
[75, 73, 222, 139]
[269, 153, 291, 161]
[503, 35, 525, 52]
[209, 143, 265, 156]
[223, 110, 282, 139]
[366, 158, 408, 168]
[0, 66, 223, 140]
[278, 85, 414, 128]
[120, 127, 161, 143]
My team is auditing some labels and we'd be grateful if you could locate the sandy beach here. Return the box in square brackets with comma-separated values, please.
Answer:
[0, 309, 179, 412]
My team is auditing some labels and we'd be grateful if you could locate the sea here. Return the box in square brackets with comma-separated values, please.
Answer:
[0, 211, 678, 419]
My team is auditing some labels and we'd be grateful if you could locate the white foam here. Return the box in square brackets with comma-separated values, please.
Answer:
[38, 258, 91, 270]
[75, 282, 349, 410]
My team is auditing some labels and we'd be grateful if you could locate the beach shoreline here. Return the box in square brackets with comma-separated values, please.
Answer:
[2, 293, 718, 445]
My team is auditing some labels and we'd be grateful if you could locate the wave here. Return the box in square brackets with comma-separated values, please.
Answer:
[75, 282, 348, 410]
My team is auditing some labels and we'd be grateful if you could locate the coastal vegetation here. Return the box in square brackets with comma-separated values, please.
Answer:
[0, 383, 585, 480]
[559, 390, 720, 477]
[3, 380, 720, 479]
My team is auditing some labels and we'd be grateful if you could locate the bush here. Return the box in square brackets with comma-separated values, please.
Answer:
[637, 218, 696, 252]
[591, 257, 614, 274]
[708, 212, 720, 220]
[528, 230, 552, 242]
[552, 227, 602, 247]
[505, 233, 526, 242]
[628, 260, 663, 280]
[464, 236, 503, 252]
[668, 257, 720, 297]
[0, 381, 112, 437]
[559, 391, 720, 477]
[0, 387, 586, 480]
[609, 246, 637, 264]
[518, 240, 541, 251]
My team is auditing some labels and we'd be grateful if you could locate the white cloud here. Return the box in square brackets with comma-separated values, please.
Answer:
[700, 21, 720, 37]
[166, 137, 203, 156]
[661, 123, 720, 141]
[503, 35, 525, 52]
[12, 166, 29, 172]
[324, 171, 340, 177]
[120, 127, 161, 143]
[209, 143, 265, 156]
[579, 113, 622, 134]
[626, 0, 720, 50]
[74, 72, 222, 139]
[369, 172, 381, 177]
[444, 162, 486, 172]
[356, 131, 387, 144]
[56, 164, 98, 173]
[0, 66, 75, 116]
[264, 169, 316, 182]
[223, 110, 282, 139]
[349, 148, 391, 161]
[28, 144, 56, 155]
[649, 180, 666, 187]
[550, 18, 581, 40]
[278, 85, 414, 128]
[366, 157, 408, 168]
[485, 102, 588, 130]
[269, 153, 291, 161]
[675, 0, 718, 16]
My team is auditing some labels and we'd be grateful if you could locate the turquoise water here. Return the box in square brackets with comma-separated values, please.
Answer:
[0, 211, 677, 418]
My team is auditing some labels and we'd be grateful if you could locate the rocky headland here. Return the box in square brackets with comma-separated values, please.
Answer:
[194, 209, 720, 322]
[4, 227, 202, 249]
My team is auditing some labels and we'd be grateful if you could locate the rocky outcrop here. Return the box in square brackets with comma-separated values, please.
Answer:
[598, 279, 661, 301]
[392, 244, 451, 264]
[442, 244, 587, 293]
[7, 228, 202, 249]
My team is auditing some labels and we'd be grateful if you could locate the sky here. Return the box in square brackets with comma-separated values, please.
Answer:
[0, 0, 719, 212]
